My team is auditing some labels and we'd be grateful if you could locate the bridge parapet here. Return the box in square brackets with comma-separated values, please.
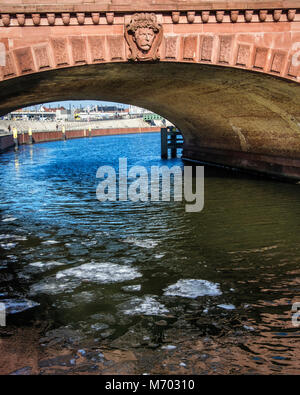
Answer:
[0, 1, 300, 83]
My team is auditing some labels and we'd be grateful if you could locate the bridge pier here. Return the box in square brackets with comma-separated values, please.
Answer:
[161, 128, 168, 159]
[161, 127, 183, 159]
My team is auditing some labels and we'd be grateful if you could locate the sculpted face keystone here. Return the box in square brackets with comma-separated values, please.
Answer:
[134, 27, 155, 52]
[125, 13, 163, 62]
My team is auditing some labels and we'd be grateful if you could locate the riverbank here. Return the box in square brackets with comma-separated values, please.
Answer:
[0, 125, 161, 153]
[0, 117, 164, 152]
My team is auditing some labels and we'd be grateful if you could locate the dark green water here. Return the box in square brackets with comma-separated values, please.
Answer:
[0, 132, 299, 373]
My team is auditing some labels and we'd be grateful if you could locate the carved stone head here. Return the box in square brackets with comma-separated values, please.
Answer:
[134, 27, 156, 51]
[125, 13, 162, 61]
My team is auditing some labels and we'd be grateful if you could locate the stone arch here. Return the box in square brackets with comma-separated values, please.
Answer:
[1, 60, 300, 180]
[1, 2, 300, 179]
[1, 31, 300, 84]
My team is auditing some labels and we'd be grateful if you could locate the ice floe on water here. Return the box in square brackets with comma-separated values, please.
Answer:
[0, 234, 27, 241]
[56, 262, 142, 283]
[81, 240, 97, 247]
[119, 296, 169, 316]
[30, 262, 142, 295]
[2, 217, 17, 223]
[0, 242, 17, 250]
[0, 299, 40, 314]
[217, 304, 236, 310]
[30, 280, 72, 295]
[163, 279, 222, 299]
[13, 236, 27, 242]
[162, 345, 177, 350]
[0, 234, 27, 242]
[0, 234, 14, 240]
[122, 237, 158, 249]
[90, 323, 109, 332]
[121, 285, 141, 292]
[28, 261, 65, 272]
[42, 240, 59, 245]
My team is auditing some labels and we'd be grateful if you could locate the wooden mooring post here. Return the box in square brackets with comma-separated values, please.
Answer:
[161, 126, 183, 159]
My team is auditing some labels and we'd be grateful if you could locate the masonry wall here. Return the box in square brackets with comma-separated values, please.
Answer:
[0, 126, 160, 151]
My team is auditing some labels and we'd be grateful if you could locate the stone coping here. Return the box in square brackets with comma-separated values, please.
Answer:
[0, 1, 299, 14]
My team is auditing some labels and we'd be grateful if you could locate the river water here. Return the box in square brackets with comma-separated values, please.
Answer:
[0, 132, 299, 374]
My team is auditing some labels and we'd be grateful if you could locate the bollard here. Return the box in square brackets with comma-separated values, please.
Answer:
[161, 128, 168, 159]
[62, 125, 66, 140]
[88, 126, 92, 137]
[170, 127, 177, 158]
[28, 127, 33, 144]
[12, 127, 18, 150]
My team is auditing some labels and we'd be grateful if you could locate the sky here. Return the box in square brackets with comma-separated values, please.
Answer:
[34, 100, 129, 109]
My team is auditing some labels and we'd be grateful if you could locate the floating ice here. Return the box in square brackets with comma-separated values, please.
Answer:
[81, 240, 97, 247]
[30, 262, 142, 295]
[162, 345, 177, 350]
[42, 240, 59, 245]
[122, 285, 141, 292]
[1, 235, 27, 242]
[30, 280, 72, 295]
[1, 299, 40, 314]
[2, 217, 17, 222]
[120, 296, 169, 316]
[29, 261, 65, 270]
[217, 304, 236, 310]
[122, 237, 158, 249]
[163, 279, 222, 299]
[0, 243, 17, 250]
[90, 323, 109, 332]
[0, 234, 12, 240]
[243, 325, 255, 331]
[13, 236, 27, 241]
[56, 262, 142, 283]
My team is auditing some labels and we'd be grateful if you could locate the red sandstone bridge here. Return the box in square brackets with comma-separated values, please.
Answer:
[0, 1, 300, 179]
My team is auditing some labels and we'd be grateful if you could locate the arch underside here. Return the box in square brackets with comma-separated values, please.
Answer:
[0, 62, 300, 179]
